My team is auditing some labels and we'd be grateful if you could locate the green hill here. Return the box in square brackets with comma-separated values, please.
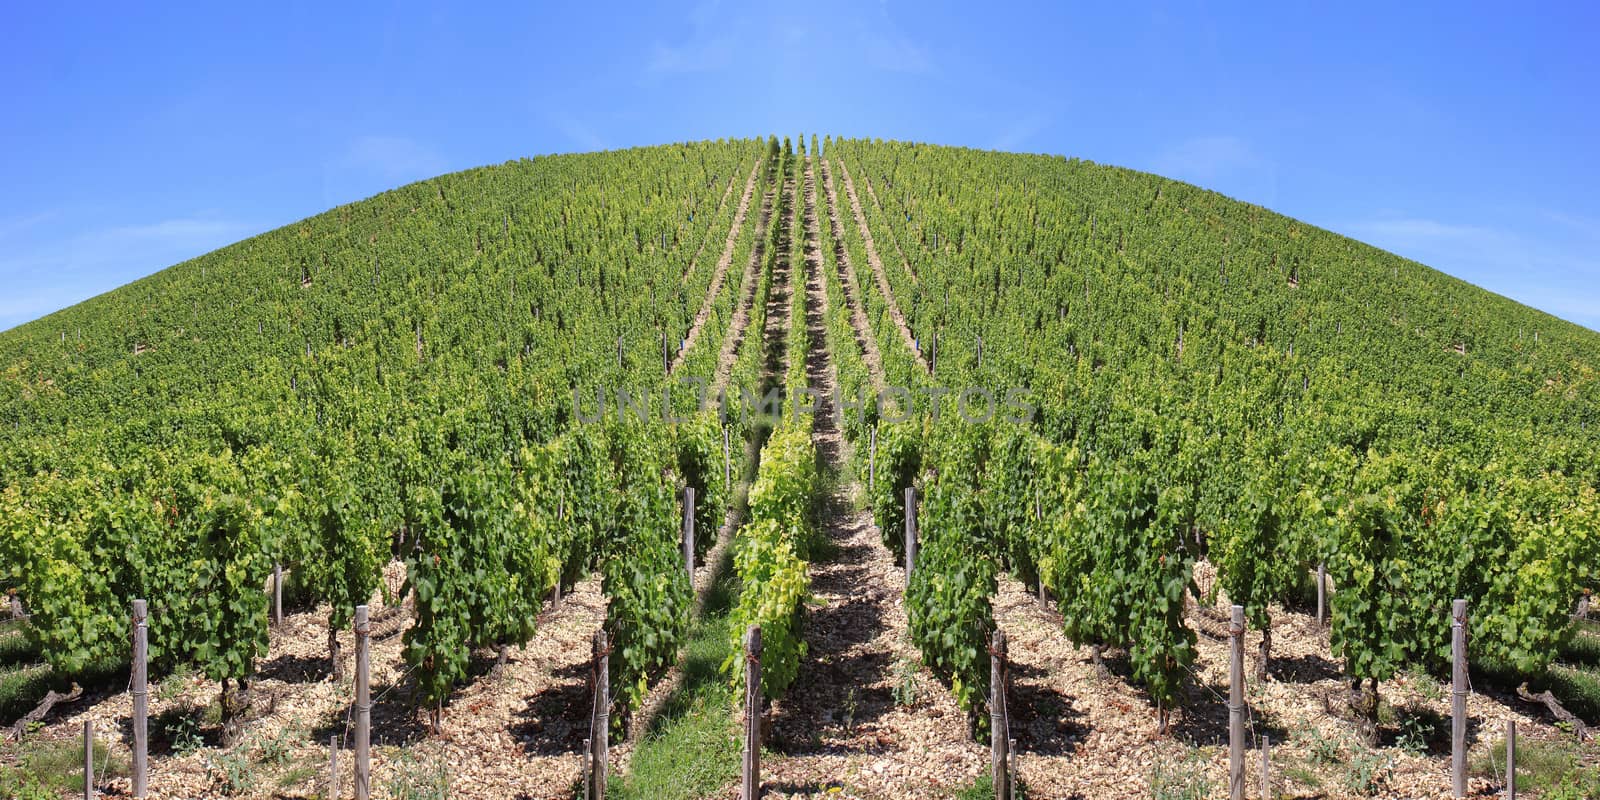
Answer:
[2, 136, 1597, 743]
[3, 140, 1595, 460]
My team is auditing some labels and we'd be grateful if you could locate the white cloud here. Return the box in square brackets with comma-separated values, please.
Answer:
[0, 214, 259, 331]
[647, 36, 735, 74]
[1148, 135, 1278, 208]
[644, 0, 737, 76]
[546, 112, 608, 152]
[0, 212, 59, 242]
[858, 26, 931, 74]
[1152, 136, 1261, 183]
[1340, 214, 1600, 331]
[992, 115, 1051, 152]
[339, 135, 448, 183]
[642, 1, 932, 78]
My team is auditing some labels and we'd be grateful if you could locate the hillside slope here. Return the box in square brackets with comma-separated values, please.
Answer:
[3, 137, 1600, 799]
[3, 140, 1595, 462]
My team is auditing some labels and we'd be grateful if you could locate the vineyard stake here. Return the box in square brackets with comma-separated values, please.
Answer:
[1505, 718, 1516, 800]
[1036, 498, 1046, 606]
[273, 563, 284, 627]
[555, 499, 566, 610]
[1229, 605, 1245, 800]
[582, 738, 592, 800]
[83, 719, 93, 800]
[904, 487, 917, 584]
[591, 629, 609, 800]
[132, 599, 148, 800]
[868, 428, 877, 495]
[1261, 734, 1271, 800]
[1316, 563, 1327, 626]
[742, 624, 762, 800]
[329, 735, 339, 800]
[1007, 738, 1017, 800]
[355, 605, 371, 800]
[990, 630, 1010, 800]
[1452, 599, 1468, 799]
[724, 427, 732, 492]
[683, 487, 696, 578]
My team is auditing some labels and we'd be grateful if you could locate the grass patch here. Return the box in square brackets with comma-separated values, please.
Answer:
[1471, 735, 1600, 798]
[1560, 630, 1600, 668]
[1, 729, 129, 798]
[1476, 654, 1600, 723]
[1148, 744, 1215, 800]
[954, 772, 1028, 800]
[384, 747, 451, 800]
[0, 628, 39, 668]
[613, 536, 742, 800]
[277, 761, 320, 789]
[0, 663, 52, 723]
[1541, 664, 1600, 723]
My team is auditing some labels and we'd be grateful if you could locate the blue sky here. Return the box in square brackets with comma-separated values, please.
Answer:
[3, 1, 1597, 331]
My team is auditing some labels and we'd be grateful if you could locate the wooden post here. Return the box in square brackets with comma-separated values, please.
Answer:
[1229, 605, 1245, 800]
[354, 605, 371, 800]
[1261, 735, 1271, 800]
[1315, 563, 1327, 628]
[273, 563, 284, 627]
[1007, 738, 1017, 800]
[582, 738, 593, 800]
[868, 428, 877, 495]
[904, 487, 917, 583]
[743, 625, 762, 800]
[724, 427, 732, 492]
[1452, 599, 1468, 799]
[84, 719, 94, 800]
[683, 487, 696, 577]
[592, 630, 609, 800]
[1505, 719, 1516, 800]
[990, 630, 1009, 800]
[1038, 498, 1047, 606]
[554, 500, 566, 610]
[132, 599, 148, 800]
[329, 735, 339, 800]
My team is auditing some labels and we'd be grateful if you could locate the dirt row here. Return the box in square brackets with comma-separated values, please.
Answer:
[620, 159, 796, 768]
[670, 159, 763, 375]
[825, 158, 929, 375]
[710, 174, 780, 399]
[815, 156, 887, 392]
[854, 170, 921, 287]
[754, 157, 986, 799]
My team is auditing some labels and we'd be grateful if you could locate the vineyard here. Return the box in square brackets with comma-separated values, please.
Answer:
[1, 136, 1599, 799]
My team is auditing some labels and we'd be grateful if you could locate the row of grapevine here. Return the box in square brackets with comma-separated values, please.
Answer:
[823, 137, 1600, 734]
[0, 140, 777, 732]
[726, 138, 819, 701]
